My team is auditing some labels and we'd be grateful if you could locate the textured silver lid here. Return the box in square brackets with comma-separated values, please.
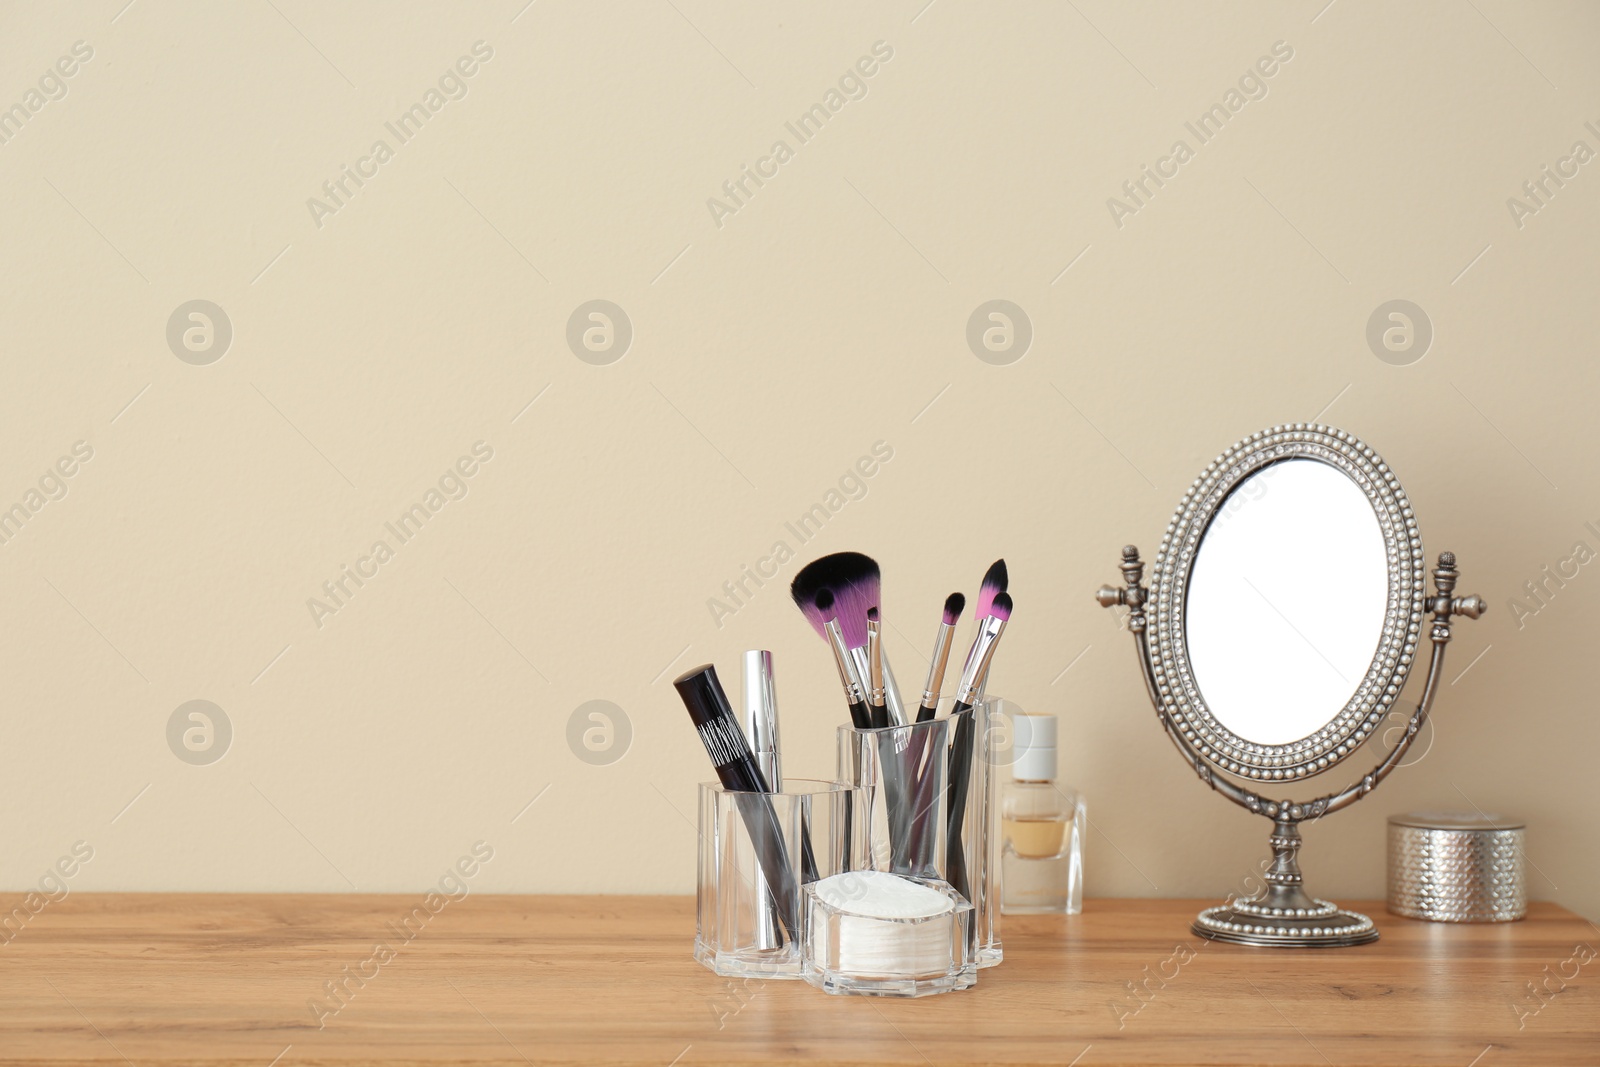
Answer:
[1389, 810, 1526, 831]
[1387, 810, 1525, 923]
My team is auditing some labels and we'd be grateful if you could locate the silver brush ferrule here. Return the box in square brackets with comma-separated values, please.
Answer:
[955, 616, 1008, 705]
[825, 620, 867, 704]
[866, 619, 885, 707]
[848, 644, 871, 701]
[921, 622, 955, 707]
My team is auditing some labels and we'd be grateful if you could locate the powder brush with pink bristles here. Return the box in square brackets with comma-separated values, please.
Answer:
[793, 587, 871, 729]
[790, 552, 908, 725]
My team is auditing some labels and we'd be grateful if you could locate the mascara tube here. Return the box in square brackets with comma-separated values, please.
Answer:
[675, 664, 799, 943]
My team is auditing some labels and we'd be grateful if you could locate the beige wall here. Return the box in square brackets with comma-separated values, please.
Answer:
[2, 1, 1596, 923]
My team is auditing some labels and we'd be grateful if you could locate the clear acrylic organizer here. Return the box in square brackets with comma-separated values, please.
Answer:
[695, 778, 857, 980]
[835, 697, 1002, 970]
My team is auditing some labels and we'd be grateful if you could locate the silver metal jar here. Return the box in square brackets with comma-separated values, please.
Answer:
[1387, 812, 1526, 922]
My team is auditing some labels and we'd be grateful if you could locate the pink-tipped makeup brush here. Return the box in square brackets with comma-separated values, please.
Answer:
[791, 552, 907, 725]
[975, 559, 1008, 620]
[953, 592, 1011, 716]
[915, 592, 966, 723]
[946, 591, 1012, 900]
[791, 585, 871, 729]
[972, 559, 1008, 698]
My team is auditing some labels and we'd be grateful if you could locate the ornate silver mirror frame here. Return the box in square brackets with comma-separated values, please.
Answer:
[1096, 425, 1485, 947]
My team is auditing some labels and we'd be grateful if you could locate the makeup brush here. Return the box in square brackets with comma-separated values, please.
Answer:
[973, 559, 1008, 697]
[792, 551, 878, 633]
[953, 593, 1012, 715]
[674, 664, 799, 941]
[916, 592, 965, 723]
[792, 552, 909, 725]
[975, 559, 1008, 620]
[866, 607, 889, 728]
[800, 589, 871, 729]
[946, 592, 1012, 900]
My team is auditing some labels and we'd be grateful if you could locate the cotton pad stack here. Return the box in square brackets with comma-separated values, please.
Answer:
[803, 870, 974, 996]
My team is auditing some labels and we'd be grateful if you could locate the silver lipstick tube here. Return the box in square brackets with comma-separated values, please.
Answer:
[741, 650, 783, 951]
[741, 650, 781, 791]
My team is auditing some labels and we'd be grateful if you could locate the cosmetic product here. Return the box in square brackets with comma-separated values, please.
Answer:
[795, 586, 872, 729]
[916, 593, 965, 723]
[974, 559, 1008, 622]
[741, 650, 783, 949]
[698, 779, 855, 979]
[792, 551, 907, 726]
[972, 559, 1007, 698]
[741, 650, 782, 791]
[802, 870, 975, 997]
[952, 595, 1010, 717]
[866, 608, 888, 729]
[674, 664, 798, 942]
[1388, 812, 1526, 923]
[1000, 713, 1084, 915]
[946, 594, 1011, 905]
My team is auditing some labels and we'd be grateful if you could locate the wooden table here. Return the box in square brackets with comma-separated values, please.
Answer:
[2, 895, 1595, 1065]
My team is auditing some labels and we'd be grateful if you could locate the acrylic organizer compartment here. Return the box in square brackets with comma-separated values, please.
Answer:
[696, 778, 856, 979]
[834, 697, 1001, 975]
[802, 870, 974, 997]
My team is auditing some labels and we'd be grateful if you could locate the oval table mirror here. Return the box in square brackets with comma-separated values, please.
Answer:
[1096, 425, 1485, 947]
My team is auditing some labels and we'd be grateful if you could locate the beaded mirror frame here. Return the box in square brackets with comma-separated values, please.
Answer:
[1149, 425, 1427, 780]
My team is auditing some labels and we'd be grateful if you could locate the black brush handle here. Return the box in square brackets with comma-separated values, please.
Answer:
[846, 699, 872, 730]
[675, 665, 801, 943]
[944, 701, 976, 901]
[899, 724, 942, 876]
[868, 701, 890, 729]
[915, 701, 938, 724]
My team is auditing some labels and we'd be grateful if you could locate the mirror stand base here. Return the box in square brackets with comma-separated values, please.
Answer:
[1192, 901, 1378, 948]
[1190, 819, 1379, 948]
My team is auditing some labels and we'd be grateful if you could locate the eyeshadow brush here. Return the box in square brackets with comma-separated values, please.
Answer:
[915, 592, 966, 723]
[946, 592, 1013, 902]
[972, 559, 1009, 701]
[866, 607, 889, 729]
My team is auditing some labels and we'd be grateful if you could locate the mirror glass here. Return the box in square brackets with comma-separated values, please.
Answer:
[1184, 458, 1389, 746]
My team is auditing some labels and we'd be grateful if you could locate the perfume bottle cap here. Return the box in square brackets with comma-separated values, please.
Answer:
[1010, 713, 1057, 781]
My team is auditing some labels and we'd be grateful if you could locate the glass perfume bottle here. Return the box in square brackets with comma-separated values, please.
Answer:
[1000, 713, 1084, 915]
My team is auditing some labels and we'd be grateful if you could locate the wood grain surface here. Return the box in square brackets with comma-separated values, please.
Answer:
[1, 894, 1595, 1066]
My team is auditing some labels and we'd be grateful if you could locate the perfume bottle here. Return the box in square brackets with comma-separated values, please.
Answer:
[1000, 713, 1084, 915]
